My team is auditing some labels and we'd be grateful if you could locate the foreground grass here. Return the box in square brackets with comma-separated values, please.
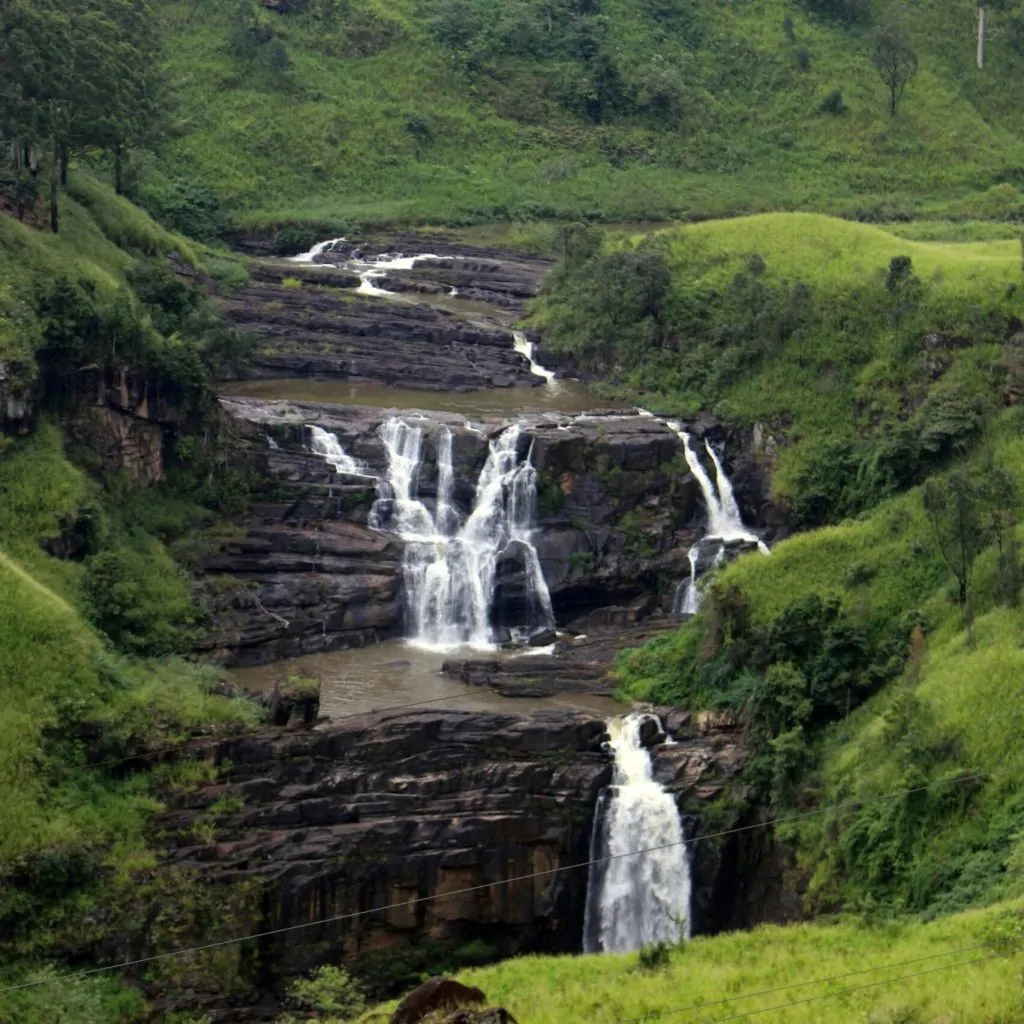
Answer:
[363, 902, 1024, 1024]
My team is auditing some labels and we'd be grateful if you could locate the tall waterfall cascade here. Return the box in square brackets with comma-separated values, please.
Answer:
[583, 714, 691, 953]
[307, 425, 372, 477]
[369, 417, 554, 650]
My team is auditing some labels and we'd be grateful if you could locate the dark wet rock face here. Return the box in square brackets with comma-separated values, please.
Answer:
[217, 281, 540, 392]
[143, 705, 762, 1021]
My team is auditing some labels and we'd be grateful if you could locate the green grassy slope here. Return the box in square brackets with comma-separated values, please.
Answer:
[0, 182, 259, 1014]
[153, 0, 1024, 229]
[353, 901, 1024, 1024]
[535, 212, 1024, 521]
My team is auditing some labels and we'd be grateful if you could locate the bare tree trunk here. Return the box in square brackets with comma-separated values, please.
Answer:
[978, 5, 986, 69]
[50, 137, 59, 233]
[60, 142, 69, 186]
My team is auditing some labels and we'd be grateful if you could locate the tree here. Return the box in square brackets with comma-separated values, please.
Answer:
[980, 464, 1021, 606]
[922, 472, 985, 610]
[872, 16, 918, 116]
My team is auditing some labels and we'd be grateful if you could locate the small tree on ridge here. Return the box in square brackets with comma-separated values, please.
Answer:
[873, 16, 918, 116]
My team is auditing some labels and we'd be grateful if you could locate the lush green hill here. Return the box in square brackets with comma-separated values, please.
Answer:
[276, 900, 1024, 1023]
[0, 177, 260, 1018]
[150, 0, 1024, 231]
[552, 212, 1024, 920]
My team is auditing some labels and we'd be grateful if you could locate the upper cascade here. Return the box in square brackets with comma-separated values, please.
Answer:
[369, 417, 554, 650]
[287, 237, 456, 297]
[583, 713, 691, 953]
[307, 425, 372, 477]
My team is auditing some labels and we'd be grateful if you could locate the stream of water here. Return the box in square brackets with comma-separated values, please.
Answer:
[583, 713, 691, 953]
[369, 417, 554, 650]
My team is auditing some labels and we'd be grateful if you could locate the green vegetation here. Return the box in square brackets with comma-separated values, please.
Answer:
[1, 0, 167, 229]
[536, 213, 1023, 522]
[0, 168, 261, 1016]
[349, 901, 1024, 1024]
[145, 0, 1024, 231]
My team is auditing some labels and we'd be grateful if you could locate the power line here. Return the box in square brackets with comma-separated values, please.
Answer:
[0, 770, 988, 996]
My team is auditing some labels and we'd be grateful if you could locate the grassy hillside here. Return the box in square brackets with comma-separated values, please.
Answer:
[0, 180, 262, 1017]
[535, 213, 1024, 523]
[289, 900, 1024, 1023]
[149, 0, 1024, 230]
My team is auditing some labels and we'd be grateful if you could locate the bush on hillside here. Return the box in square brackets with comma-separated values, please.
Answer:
[84, 539, 200, 656]
[819, 88, 847, 115]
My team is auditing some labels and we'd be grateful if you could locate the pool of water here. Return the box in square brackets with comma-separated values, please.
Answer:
[231, 640, 623, 722]
[218, 377, 628, 418]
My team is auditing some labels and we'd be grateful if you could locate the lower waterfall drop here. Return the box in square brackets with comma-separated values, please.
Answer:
[370, 417, 554, 649]
[583, 714, 691, 954]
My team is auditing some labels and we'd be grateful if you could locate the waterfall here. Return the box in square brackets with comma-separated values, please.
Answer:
[285, 236, 456, 297]
[307, 425, 372, 477]
[583, 714, 691, 954]
[672, 547, 702, 615]
[513, 330, 556, 384]
[370, 417, 554, 650]
[287, 237, 345, 264]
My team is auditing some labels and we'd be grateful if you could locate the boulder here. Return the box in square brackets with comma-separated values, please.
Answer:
[391, 978, 487, 1024]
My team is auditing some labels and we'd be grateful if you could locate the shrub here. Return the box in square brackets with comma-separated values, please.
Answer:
[283, 965, 366, 1019]
[638, 941, 673, 970]
[820, 88, 847, 115]
[272, 226, 320, 256]
[84, 539, 200, 656]
[795, 46, 811, 71]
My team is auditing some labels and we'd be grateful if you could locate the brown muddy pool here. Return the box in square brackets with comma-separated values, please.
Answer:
[218, 378, 629, 418]
[231, 641, 623, 723]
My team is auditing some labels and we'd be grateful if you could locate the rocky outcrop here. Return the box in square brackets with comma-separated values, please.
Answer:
[149, 708, 609, 1019]
[195, 437, 402, 665]
[442, 619, 678, 699]
[232, 235, 553, 315]
[139, 703, 762, 1020]
[216, 274, 541, 392]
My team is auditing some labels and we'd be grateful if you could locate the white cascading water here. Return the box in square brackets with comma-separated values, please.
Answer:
[672, 546, 701, 616]
[583, 713, 691, 953]
[513, 330, 556, 384]
[658, 419, 769, 613]
[307, 425, 372, 477]
[287, 237, 455, 297]
[369, 417, 554, 650]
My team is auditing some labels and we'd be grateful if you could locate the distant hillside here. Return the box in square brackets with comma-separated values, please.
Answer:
[151, 0, 1024, 230]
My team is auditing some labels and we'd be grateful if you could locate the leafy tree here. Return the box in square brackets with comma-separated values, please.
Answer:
[873, 15, 918, 116]
[922, 472, 985, 609]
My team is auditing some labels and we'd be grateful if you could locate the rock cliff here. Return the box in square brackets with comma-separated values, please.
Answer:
[142, 704, 763, 1021]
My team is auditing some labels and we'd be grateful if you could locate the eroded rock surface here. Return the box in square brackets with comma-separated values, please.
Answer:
[144, 704, 759, 1021]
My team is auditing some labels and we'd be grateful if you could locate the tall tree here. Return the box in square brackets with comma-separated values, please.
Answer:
[922, 472, 984, 610]
[873, 15, 918, 116]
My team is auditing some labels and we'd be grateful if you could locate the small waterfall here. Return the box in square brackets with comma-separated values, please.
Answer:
[583, 714, 691, 954]
[287, 237, 345, 264]
[307, 425, 372, 477]
[672, 547, 702, 615]
[370, 417, 554, 649]
[285, 236, 456, 297]
[513, 330, 556, 384]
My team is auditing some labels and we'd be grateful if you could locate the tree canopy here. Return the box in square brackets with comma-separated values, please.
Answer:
[0, 0, 168, 230]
